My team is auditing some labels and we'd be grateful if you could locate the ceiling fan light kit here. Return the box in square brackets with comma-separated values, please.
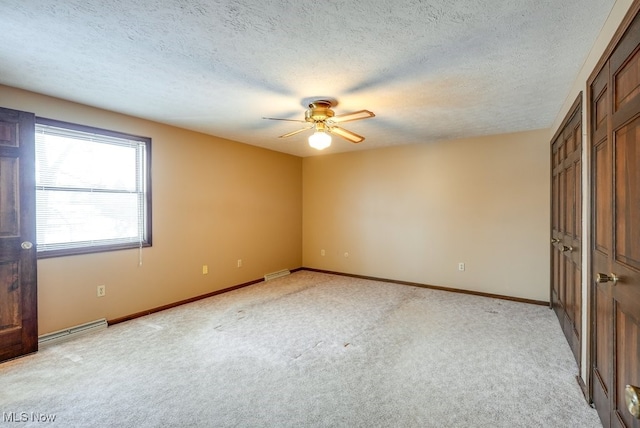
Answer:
[308, 121, 332, 150]
[308, 131, 332, 150]
[264, 99, 375, 150]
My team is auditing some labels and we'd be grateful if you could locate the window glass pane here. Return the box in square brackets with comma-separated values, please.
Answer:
[36, 190, 142, 248]
[36, 133, 139, 191]
[35, 119, 151, 256]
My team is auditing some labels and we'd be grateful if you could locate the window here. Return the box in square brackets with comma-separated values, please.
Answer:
[35, 118, 151, 258]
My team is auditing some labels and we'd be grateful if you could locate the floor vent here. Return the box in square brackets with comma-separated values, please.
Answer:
[38, 318, 108, 347]
[264, 269, 291, 281]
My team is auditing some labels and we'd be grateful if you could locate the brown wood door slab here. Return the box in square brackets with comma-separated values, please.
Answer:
[0, 107, 38, 363]
[551, 95, 582, 366]
[589, 4, 640, 427]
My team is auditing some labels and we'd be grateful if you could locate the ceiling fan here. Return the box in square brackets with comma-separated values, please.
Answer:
[263, 99, 375, 150]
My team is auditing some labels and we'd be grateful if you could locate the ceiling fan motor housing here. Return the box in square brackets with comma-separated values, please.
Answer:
[305, 101, 335, 123]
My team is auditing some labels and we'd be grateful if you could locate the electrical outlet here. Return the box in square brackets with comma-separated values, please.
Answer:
[202, 265, 208, 275]
[458, 263, 465, 272]
[344, 252, 349, 258]
[237, 259, 242, 268]
[97, 285, 106, 297]
[321, 249, 325, 256]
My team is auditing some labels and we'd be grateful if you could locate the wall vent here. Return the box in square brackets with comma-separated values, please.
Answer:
[264, 269, 290, 281]
[38, 318, 108, 347]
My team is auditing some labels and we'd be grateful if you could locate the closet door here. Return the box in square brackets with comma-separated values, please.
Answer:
[589, 3, 640, 426]
[550, 95, 582, 366]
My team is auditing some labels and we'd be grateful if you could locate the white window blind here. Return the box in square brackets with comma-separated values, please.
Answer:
[35, 119, 151, 257]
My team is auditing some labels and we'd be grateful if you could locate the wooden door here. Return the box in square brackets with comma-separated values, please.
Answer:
[589, 4, 640, 427]
[551, 95, 582, 366]
[0, 107, 38, 363]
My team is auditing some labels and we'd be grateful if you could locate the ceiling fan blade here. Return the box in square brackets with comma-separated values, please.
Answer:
[329, 126, 365, 143]
[263, 117, 306, 122]
[279, 126, 312, 138]
[329, 110, 375, 123]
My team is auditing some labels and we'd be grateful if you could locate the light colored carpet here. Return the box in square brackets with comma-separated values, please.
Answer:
[0, 271, 601, 427]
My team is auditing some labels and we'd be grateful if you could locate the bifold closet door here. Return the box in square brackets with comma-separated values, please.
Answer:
[550, 96, 582, 367]
[589, 3, 640, 426]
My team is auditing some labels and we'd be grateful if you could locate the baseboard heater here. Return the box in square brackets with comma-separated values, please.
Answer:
[264, 269, 290, 281]
[38, 318, 108, 347]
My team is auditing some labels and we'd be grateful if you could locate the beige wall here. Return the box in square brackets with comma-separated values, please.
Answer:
[1, 85, 302, 334]
[303, 129, 550, 301]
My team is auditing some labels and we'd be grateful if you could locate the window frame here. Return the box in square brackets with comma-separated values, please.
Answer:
[35, 117, 152, 259]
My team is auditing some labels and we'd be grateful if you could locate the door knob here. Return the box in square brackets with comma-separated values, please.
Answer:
[626, 385, 640, 419]
[561, 245, 573, 252]
[551, 238, 560, 244]
[20, 241, 33, 250]
[596, 273, 619, 285]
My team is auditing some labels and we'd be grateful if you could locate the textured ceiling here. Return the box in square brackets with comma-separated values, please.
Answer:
[0, 0, 615, 157]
